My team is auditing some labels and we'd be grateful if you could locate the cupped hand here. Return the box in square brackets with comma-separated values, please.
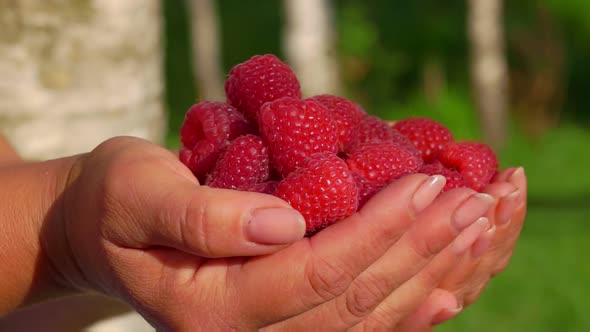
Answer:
[42, 136, 495, 330]
[395, 167, 528, 331]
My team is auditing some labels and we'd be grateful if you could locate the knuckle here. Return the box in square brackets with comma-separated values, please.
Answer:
[362, 308, 399, 331]
[408, 232, 443, 263]
[187, 197, 215, 256]
[343, 271, 391, 320]
[304, 254, 355, 306]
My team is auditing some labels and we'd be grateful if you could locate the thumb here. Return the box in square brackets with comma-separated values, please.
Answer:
[128, 175, 306, 258]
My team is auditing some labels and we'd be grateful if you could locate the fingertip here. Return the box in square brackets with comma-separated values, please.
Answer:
[429, 289, 463, 326]
[431, 304, 463, 326]
[361, 173, 431, 213]
[411, 175, 447, 214]
[471, 223, 496, 259]
[452, 217, 489, 255]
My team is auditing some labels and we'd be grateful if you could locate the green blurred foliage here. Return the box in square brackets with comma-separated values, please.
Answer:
[161, 2, 590, 330]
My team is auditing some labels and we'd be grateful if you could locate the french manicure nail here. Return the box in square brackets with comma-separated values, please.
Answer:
[412, 175, 446, 214]
[508, 167, 524, 184]
[452, 193, 495, 231]
[453, 217, 489, 255]
[431, 305, 463, 325]
[247, 208, 306, 245]
[472, 223, 496, 259]
[496, 189, 520, 226]
[499, 167, 518, 182]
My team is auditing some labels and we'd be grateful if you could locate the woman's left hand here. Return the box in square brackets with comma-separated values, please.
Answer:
[394, 167, 528, 331]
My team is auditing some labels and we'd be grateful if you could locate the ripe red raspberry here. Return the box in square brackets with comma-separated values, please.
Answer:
[352, 172, 382, 208]
[180, 101, 252, 148]
[347, 115, 392, 149]
[179, 102, 252, 181]
[419, 162, 469, 193]
[237, 181, 279, 195]
[274, 153, 359, 235]
[206, 135, 270, 189]
[438, 142, 498, 192]
[258, 97, 339, 177]
[179, 141, 223, 183]
[225, 54, 302, 120]
[345, 143, 423, 187]
[393, 118, 454, 163]
[347, 116, 419, 156]
[310, 94, 366, 149]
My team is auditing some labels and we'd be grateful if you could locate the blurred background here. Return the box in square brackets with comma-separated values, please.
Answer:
[164, 2, 590, 330]
[0, 0, 589, 331]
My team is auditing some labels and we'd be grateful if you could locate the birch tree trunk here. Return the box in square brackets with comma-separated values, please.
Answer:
[283, 0, 342, 96]
[0, 0, 166, 160]
[188, 0, 224, 101]
[468, 0, 509, 149]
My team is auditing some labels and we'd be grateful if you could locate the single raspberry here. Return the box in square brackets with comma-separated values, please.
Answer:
[206, 135, 270, 189]
[393, 118, 454, 163]
[225, 54, 302, 120]
[310, 94, 366, 150]
[179, 141, 224, 183]
[352, 172, 382, 208]
[258, 97, 339, 177]
[347, 115, 393, 149]
[345, 143, 423, 187]
[179, 102, 252, 181]
[347, 116, 419, 156]
[274, 153, 359, 235]
[237, 181, 279, 195]
[438, 142, 498, 192]
[180, 101, 252, 148]
[419, 162, 469, 193]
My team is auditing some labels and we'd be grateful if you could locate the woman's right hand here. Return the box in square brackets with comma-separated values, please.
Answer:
[42, 136, 494, 330]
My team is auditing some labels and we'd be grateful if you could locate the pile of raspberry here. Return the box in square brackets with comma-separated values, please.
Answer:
[179, 54, 498, 235]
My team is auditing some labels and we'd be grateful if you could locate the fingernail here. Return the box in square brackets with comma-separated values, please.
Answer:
[431, 305, 463, 325]
[471, 223, 496, 259]
[247, 208, 306, 245]
[498, 167, 518, 182]
[453, 217, 489, 255]
[412, 175, 446, 214]
[508, 167, 524, 184]
[496, 189, 520, 226]
[452, 193, 495, 231]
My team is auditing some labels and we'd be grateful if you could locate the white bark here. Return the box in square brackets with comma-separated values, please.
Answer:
[188, 0, 224, 101]
[284, 0, 342, 96]
[0, 0, 166, 160]
[468, 0, 509, 149]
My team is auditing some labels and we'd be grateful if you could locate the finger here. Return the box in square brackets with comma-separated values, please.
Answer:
[439, 176, 523, 304]
[239, 174, 437, 328]
[271, 187, 495, 330]
[358, 218, 489, 330]
[442, 180, 526, 308]
[435, 181, 513, 299]
[488, 166, 528, 276]
[106, 165, 306, 258]
[395, 288, 461, 332]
